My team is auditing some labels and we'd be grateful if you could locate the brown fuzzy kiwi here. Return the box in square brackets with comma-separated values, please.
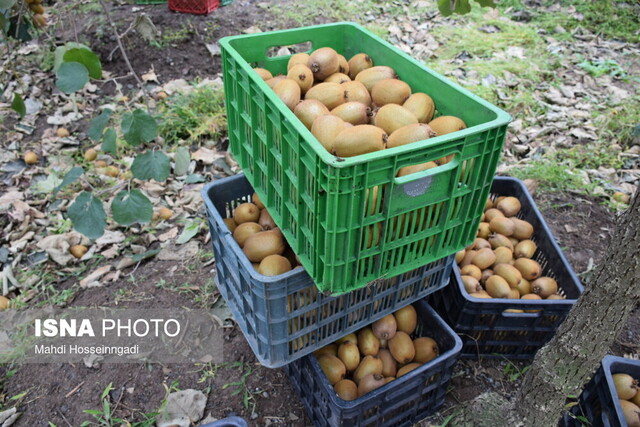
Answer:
[493, 263, 523, 288]
[253, 67, 273, 81]
[334, 379, 358, 401]
[355, 66, 397, 92]
[232, 222, 263, 247]
[397, 363, 421, 377]
[353, 355, 383, 384]
[332, 125, 386, 157]
[287, 64, 314, 93]
[258, 208, 277, 230]
[371, 79, 412, 106]
[460, 264, 482, 281]
[374, 104, 418, 135]
[394, 305, 418, 335]
[485, 275, 511, 298]
[387, 123, 436, 149]
[273, 79, 301, 111]
[311, 114, 349, 153]
[307, 47, 340, 80]
[388, 331, 416, 364]
[357, 328, 380, 356]
[337, 342, 361, 372]
[531, 277, 558, 298]
[257, 254, 292, 276]
[397, 161, 437, 177]
[347, 53, 374, 80]
[403, 93, 435, 123]
[428, 116, 467, 136]
[287, 52, 310, 71]
[372, 315, 398, 340]
[325, 72, 351, 84]
[489, 216, 516, 236]
[462, 275, 482, 294]
[331, 102, 372, 125]
[343, 81, 372, 105]
[357, 373, 386, 397]
[223, 218, 238, 233]
[514, 258, 542, 281]
[496, 197, 521, 216]
[493, 246, 513, 266]
[266, 75, 286, 89]
[511, 218, 534, 240]
[337, 54, 350, 75]
[318, 354, 346, 385]
[413, 337, 439, 364]
[252, 192, 265, 209]
[242, 230, 286, 263]
[377, 349, 397, 378]
[305, 82, 346, 110]
[514, 240, 537, 259]
[294, 99, 330, 129]
[472, 247, 497, 270]
[233, 202, 261, 224]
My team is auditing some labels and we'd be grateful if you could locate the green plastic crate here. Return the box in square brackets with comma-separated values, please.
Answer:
[219, 22, 511, 295]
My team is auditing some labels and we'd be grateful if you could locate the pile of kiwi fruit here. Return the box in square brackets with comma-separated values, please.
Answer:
[312, 305, 440, 401]
[253, 47, 466, 168]
[24, 0, 47, 27]
[455, 195, 566, 303]
[613, 372, 640, 426]
[226, 192, 301, 276]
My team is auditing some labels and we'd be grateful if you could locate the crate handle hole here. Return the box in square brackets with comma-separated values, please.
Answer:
[394, 153, 460, 197]
[266, 42, 313, 59]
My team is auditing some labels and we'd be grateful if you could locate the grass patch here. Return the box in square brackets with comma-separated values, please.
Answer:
[157, 84, 227, 145]
[509, 156, 595, 194]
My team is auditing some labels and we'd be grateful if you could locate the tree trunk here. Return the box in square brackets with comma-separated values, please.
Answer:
[511, 186, 640, 426]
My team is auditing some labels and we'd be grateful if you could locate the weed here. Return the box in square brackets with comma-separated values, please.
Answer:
[502, 358, 530, 382]
[222, 362, 263, 414]
[81, 383, 157, 427]
[157, 84, 227, 145]
[509, 157, 595, 194]
[578, 58, 627, 79]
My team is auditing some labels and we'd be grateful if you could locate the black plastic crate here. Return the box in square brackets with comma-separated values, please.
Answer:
[202, 174, 454, 368]
[284, 301, 462, 427]
[429, 176, 584, 359]
[563, 356, 640, 427]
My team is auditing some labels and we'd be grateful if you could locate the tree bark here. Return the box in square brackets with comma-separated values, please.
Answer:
[511, 185, 640, 426]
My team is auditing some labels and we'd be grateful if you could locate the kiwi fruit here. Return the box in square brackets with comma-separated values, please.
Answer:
[353, 355, 383, 384]
[474, 238, 492, 250]
[507, 288, 521, 299]
[496, 197, 521, 216]
[460, 250, 476, 267]
[614, 374, 639, 400]
[517, 279, 532, 296]
[397, 161, 437, 177]
[372, 315, 397, 340]
[377, 349, 397, 378]
[428, 116, 467, 136]
[387, 123, 436, 149]
[413, 337, 439, 364]
[233, 202, 260, 224]
[514, 258, 542, 281]
[493, 263, 523, 288]
[546, 294, 564, 300]
[480, 269, 494, 285]
[493, 246, 513, 265]
[343, 81, 372, 105]
[521, 293, 542, 301]
[69, 244, 88, 258]
[388, 331, 415, 364]
[257, 254, 292, 276]
[485, 208, 504, 222]
[531, 277, 558, 298]
[371, 79, 412, 106]
[472, 247, 496, 270]
[470, 291, 492, 299]
[305, 82, 346, 110]
[252, 192, 265, 209]
[33, 14, 47, 27]
[253, 67, 273, 81]
[511, 218, 534, 240]
[460, 264, 482, 281]
[308, 47, 340, 81]
[336, 54, 349, 75]
[394, 305, 418, 334]
[334, 379, 358, 401]
[0, 296, 9, 310]
[455, 250, 466, 264]
[461, 275, 482, 293]
[514, 240, 537, 259]
[311, 114, 349, 153]
[318, 354, 347, 385]
[355, 66, 397, 92]
[266, 75, 286, 89]
[331, 102, 371, 125]
[242, 230, 286, 262]
[619, 400, 640, 427]
[489, 217, 515, 236]
[287, 64, 314, 93]
[325, 72, 351, 84]
[258, 208, 277, 230]
[336, 333, 358, 346]
[223, 218, 238, 233]
[338, 342, 361, 372]
[358, 328, 380, 356]
[477, 222, 491, 239]
[287, 52, 310, 71]
[397, 363, 421, 378]
[314, 344, 338, 358]
[358, 373, 386, 397]
[294, 99, 330, 129]
[333, 125, 386, 157]
[632, 389, 640, 407]
[233, 222, 263, 247]
[348, 53, 374, 79]
[374, 104, 419, 135]
[402, 93, 435, 123]
[489, 233, 514, 251]
[486, 275, 511, 298]
[273, 79, 301, 111]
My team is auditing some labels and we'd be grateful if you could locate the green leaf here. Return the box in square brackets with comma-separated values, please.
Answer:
[0, 0, 16, 9]
[63, 48, 102, 79]
[131, 249, 160, 263]
[8, 16, 31, 42]
[11, 93, 25, 118]
[474, 0, 496, 7]
[56, 62, 89, 94]
[112, 189, 153, 226]
[54, 166, 84, 195]
[184, 173, 205, 184]
[174, 147, 190, 176]
[32, 174, 63, 194]
[67, 192, 107, 239]
[54, 43, 91, 72]
[121, 109, 157, 146]
[131, 150, 170, 182]
[453, 0, 471, 14]
[0, 14, 7, 34]
[176, 220, 201, 244]
[102, 128, 117, 155]
[437, 0, 454, 16]
[88, 109, 113, 141]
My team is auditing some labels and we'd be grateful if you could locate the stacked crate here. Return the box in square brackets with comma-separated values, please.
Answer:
[204, 21, 519, 426]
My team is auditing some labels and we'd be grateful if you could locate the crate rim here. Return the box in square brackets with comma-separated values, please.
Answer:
[219, 21, 512, 168]
[308, 303, 463, 409]
[202, 176, 308, 285]
[453, 175, 584, 308]
[602, 355, 640, 424]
